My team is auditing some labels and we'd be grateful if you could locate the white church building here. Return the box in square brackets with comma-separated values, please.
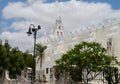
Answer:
[36, 17, 120, 84]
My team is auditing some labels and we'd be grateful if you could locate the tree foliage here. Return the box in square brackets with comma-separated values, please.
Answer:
[104, 67, 120, 84]
[0, 39, 34, 78]
[0, 40, 7, 73]
[55, 41, 118, 83]
[35, 43, 47, 68]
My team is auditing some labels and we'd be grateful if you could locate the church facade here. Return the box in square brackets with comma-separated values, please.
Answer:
[36, 17, 120, 84]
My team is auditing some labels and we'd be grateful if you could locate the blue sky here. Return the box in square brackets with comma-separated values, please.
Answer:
[0, 0, 120, 51]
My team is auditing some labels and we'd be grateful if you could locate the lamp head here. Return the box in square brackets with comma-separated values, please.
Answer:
[38, 25, 41, 30]
[27, 28, 32, 36]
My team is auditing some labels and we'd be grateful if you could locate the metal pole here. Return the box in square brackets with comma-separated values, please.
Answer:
[33, 30, 37, 84]
[27, 24, 41, 84]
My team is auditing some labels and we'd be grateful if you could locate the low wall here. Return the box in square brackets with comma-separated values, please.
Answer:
[0, 70, 29, 84]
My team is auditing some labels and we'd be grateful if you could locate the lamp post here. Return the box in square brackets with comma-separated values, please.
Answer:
[27, 24, 41, 83]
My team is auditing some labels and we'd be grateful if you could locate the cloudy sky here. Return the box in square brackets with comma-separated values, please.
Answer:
[0, 0, 120, 52]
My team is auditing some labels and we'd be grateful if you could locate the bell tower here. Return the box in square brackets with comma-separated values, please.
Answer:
[53, 17, 64, 37]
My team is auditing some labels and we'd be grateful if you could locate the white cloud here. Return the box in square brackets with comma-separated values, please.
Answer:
[0, 31, 34, 51]
[1, 0, 120, 51]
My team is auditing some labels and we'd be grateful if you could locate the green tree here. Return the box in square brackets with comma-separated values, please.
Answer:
[0, 40, 7, 74]
[8, 47, 25, 78]
[0, 39, 11, 75]
[0, 39, 34, 78]
[4, 39, 11, 52]
[104, 66, 120, 84]
[36, 43, 47, 68]
[23, 51, 34, 69]
[55, 41, 118, 83]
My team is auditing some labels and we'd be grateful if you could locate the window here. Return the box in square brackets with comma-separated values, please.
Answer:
[59, 26, 61, 29]
[46, 68, 49, 74]
[107, 38, 112, 51]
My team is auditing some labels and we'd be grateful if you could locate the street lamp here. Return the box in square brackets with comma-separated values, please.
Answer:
[27, 24, 41, 83]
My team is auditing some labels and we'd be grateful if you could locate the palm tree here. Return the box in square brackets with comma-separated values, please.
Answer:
[36, 43, 47, 69]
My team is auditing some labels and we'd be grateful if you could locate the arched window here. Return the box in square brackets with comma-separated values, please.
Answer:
[59, 26, 61, 30]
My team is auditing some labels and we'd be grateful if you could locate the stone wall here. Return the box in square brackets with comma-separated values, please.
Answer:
[0, 70, 32, 84]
